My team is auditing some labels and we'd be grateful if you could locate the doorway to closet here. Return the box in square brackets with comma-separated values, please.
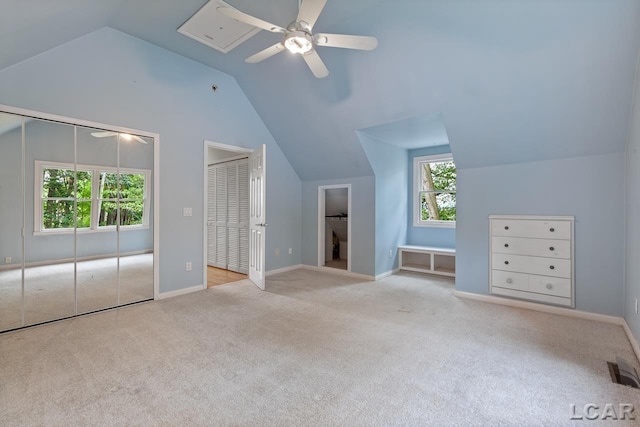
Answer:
[206, 143, 250, 287]
[318, 184, 351, 272]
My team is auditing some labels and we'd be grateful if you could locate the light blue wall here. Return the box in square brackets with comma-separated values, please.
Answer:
[359, 133, 408, 276]
[456, 153, 625, 316]
[301, 176, 375, 277]
[406, 145, 456, 248]
[624, 66, 640, 345]
[0, 28, 301, 293]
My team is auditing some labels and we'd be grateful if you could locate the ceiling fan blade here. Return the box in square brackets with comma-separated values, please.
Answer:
[297, 0, 327, 29]
[246, 43, 286, 63]
[303, 50, 329, 78]
[91, 131, 117, 138]
[216, 6, 286, 33]
[314, 33, 378, 51]
[131, 135, 149, 144]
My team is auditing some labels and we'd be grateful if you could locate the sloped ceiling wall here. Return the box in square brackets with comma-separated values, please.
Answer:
[3, 0, 640, 179]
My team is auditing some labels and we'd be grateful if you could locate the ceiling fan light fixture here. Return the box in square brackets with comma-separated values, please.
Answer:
[284, 31, 313, 54]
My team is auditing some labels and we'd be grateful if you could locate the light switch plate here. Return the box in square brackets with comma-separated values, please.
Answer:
[183, 207, 193, 217]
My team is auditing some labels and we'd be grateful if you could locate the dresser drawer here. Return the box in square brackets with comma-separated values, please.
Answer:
[491, 219, 571, 240]
[491, 236, 570, 259]
[491, 253, 571, 278]
[491, 270, 571, 298]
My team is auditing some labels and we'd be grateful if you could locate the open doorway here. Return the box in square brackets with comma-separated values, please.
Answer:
[318, 184, 352, 272]
[203, 141, 252, 288]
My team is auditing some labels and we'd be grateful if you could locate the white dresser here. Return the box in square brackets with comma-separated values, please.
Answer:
[489, 215, 575, 308]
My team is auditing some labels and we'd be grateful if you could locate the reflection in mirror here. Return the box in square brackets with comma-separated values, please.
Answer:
[0, 113, 24, 331]
[118, 134, 154, 304]
[24, 119, 75, 325]
[75, 127, 119, 314]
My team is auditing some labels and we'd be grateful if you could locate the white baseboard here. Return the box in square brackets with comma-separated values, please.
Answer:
[375, 268, 400, 281]
[301, 265, 375, 281]
[266, 264, 303, 277]
[454, 290, 640, 363]
[158, 284, 203, 300]
[453, 290, 623, 324]
[621, 320, 640, 365]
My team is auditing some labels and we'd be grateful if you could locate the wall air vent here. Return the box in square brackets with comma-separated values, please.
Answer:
[178, 0, 261, 53]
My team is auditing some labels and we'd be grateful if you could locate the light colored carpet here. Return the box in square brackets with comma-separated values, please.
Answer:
[1, 269, 638, 426]
[0, 254, 153, 331]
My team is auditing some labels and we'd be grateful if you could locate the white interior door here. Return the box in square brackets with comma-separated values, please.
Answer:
[249, 144, 266, 290]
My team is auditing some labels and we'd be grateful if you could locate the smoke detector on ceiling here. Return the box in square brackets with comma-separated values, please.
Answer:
[178, 0, 260, 53]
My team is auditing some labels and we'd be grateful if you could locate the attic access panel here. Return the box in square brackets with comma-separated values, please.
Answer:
[178, 0, 261, 53]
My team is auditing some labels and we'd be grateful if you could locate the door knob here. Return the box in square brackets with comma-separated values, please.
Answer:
[504, 243, 509, 248]
[549, 265, 555, 270]
[504, 261, 509, 265]
[549, 246, 555, 251]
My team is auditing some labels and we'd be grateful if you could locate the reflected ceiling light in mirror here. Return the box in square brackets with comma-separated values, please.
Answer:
[91, 131, 148, 144]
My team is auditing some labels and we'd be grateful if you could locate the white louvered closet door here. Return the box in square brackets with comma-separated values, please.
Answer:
[207, 166, 217, 266]
[238, 159, 249, 273]
[226, 161, 241, 273]
[214, 164, 227, 269]
[207, 159, 250, 274]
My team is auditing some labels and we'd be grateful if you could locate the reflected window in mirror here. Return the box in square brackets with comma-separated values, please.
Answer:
[35, 160, 150, 234]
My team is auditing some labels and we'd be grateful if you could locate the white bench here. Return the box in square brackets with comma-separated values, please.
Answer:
[398, 245, 456, 278]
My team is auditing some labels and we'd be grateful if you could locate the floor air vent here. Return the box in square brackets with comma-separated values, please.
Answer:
[608, 357, 640, 389]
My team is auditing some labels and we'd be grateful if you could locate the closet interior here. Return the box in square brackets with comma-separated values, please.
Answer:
[324, 188, 349, 270]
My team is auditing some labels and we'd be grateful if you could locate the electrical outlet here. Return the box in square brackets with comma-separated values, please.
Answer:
[288, 248, 292, 255]
[183, 207, 192, 217]
[186, 262, 192, 271]
[275, 248, 280, 256]
[4, 257, 10, 264]
[388, 250, 393, 258]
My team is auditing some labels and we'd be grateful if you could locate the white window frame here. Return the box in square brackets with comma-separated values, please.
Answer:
[34, 160, 151, 235]
[413, 153, 456, 228]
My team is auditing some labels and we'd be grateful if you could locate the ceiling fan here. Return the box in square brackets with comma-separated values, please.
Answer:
[91, 131, 148, 144]
[217, 0, 378, 78]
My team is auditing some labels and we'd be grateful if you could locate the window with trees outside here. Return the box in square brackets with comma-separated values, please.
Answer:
[35, 161, 150, 234]
[413, 154, 456, 227]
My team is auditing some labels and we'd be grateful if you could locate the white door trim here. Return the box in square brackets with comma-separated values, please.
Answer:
[317, 184, 352, 273]
[202, 140, 254, 290]
[0, 103, 160, 301]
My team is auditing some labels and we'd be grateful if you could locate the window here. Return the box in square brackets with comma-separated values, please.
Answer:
[413, 154, 456, 227]
[35, 161, 150, 234]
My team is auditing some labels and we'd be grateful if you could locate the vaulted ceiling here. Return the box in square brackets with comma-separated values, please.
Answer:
[3, 0, 640, 180]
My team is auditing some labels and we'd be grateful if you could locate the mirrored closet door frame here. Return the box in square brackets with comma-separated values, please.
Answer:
[0, 104, 159, 333]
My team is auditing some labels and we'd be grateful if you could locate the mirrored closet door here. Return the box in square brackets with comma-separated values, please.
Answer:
[0, 109, 155, 333]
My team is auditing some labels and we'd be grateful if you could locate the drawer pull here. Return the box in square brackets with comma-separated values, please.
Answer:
[549, 246, 555, 251]
[549, 265, 555, 270]
[550, 227, 555, 232]
[504, 261, 509, 265]
[546, 283, 553, 290]
[504, 226, 509, 230]
[506, 278, 513, 284]
[504, 243, 509, 248]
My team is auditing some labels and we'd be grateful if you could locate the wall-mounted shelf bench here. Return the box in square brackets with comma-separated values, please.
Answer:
[398, 245, 456, 278]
